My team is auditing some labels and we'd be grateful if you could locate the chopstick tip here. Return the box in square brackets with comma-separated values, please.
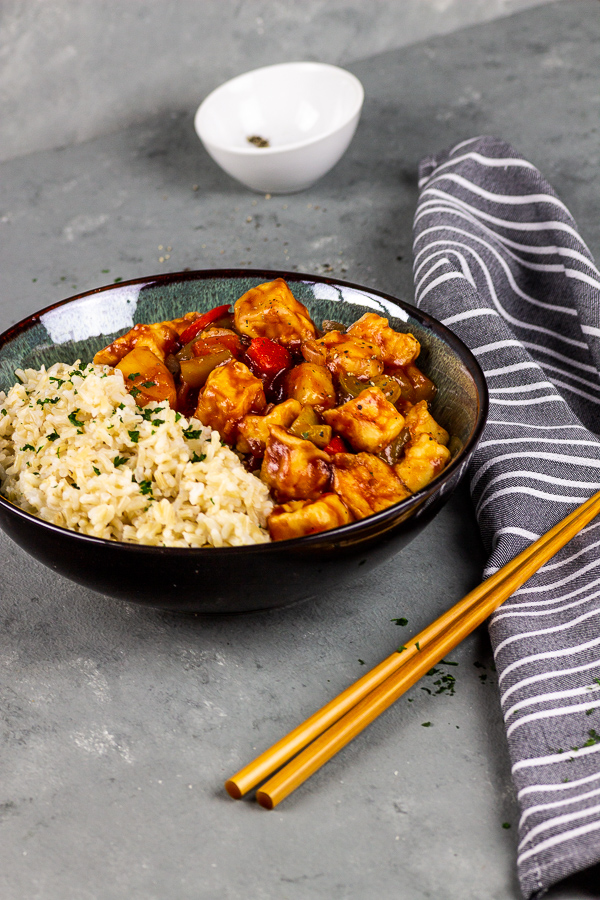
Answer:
[224, 779, 243, 800]
[255, 790, 274, 810]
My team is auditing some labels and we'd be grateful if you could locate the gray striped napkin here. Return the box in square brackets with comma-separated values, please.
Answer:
[413, 136, 600, 898]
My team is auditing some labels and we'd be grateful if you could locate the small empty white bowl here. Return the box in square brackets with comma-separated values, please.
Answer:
[194, 62, 364, 194]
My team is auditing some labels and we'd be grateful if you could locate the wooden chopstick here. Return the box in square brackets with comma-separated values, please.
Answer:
[226, 489, 600, 808]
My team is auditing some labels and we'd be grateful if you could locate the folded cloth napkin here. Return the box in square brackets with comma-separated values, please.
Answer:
[413, 136, 600, 899]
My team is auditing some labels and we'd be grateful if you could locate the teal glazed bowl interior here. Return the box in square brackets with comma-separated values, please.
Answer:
[0, 270, 488, 613]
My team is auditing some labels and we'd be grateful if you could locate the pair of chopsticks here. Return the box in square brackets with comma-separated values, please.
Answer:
[226, 489, 600, 810]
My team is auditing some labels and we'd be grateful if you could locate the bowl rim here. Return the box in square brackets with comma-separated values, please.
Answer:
[194, 61, 365, 157]
[0, 267, 489, 556]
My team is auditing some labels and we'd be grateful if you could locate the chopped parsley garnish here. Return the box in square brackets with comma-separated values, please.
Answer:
[93, 466, 101, 476]
[1, 408, 7, 416]
[118, 402, 125, 410]
[36, 396, 59, 406]
[49, 376, 65, 386]
[129, 387, 141, 398]
[20, 444, 35, 452]
[152, 418, 165, 426]
[358, 659, 365, 665]
[392, 617, 408, 626]
[46, 431, 60, 442]
[68, 410, 85, 430]
[139, 480, 153, 495]
[141, 381, 157, 388]
[191, 452, 206, 463]
[175, 412, 182, 422]
[183, 427, 202, 440]
[71, 483, 80, 490]
[128, 430, 140, 443]
[421, 722, 432, 727]
[127, 372, 140, 381]
[113, 455, 128, 467]
[583, 729, 600, 747]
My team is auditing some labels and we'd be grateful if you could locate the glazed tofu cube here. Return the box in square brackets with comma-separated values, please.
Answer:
[236, 399, 302, 456]
[323, 387, 405, 453]
[331, 452, 411, 520]
[234, 278, 316, 346]
[404, 400, 449, 445]
[283, 363, 336, 410]
[94, 321, 179, 367]
[313, 331, 384, 380]
[268, 493, 353, 541]
[347, 313, 420, 368]
[195, 360, 266, 443]
[394, 433, 451, 493]
[260, 425, 331, 502]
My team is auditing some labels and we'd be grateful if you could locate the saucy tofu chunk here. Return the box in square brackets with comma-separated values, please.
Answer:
[404, 400, 449, 445]
[196, 327, 243, 358]
[348, 313, 420, 369]
[284, 363, 336, 410]
[234, 278, 316, 346]
[332, 452, 411, 520]
[195, 360, 266, 443]
[261, 425, 331, 502]
[94, 321, 179, 367]
[116, 347, 177, 407]
[312, 331, 384, 380]
[323, 386, 405, 454]
[236, 399, 301, 456]
[394, 433, 451, 493]
[268, 493, 353, 541]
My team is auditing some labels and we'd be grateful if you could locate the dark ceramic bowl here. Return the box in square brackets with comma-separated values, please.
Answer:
[0, 270, 488, 613]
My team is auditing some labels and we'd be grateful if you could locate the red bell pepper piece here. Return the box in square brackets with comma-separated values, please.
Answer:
[246, 337, 291, 376]
[323, 435, 347, 455]
[179, 304, 231, 345]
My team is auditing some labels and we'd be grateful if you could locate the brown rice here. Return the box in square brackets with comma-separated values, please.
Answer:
[0, 361, 273, 547]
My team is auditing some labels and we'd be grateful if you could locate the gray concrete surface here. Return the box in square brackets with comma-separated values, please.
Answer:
[0, 0, 556, 163]
[2, 2, 600, 898]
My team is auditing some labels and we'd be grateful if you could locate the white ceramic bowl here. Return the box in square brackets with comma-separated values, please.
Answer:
[194, 62, 364, 194]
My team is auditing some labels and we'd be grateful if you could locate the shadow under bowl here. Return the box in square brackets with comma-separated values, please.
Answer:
[0, 270, 488, 613]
